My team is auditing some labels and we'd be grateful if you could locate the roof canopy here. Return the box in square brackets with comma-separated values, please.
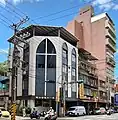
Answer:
[79, 48, 98, 60]
[0, 76, 8, 82]
[8, 25, 79, 46]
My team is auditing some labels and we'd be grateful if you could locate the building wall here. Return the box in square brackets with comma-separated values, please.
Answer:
[66, 6, 116, 104]
[27, 36, 78, 98]
[91, 18, 106, 80]
[66, 20, 84, 49]
[17, 45, 23, 97]
[115, 84, 118, 92]
[75, 6, 94, 52]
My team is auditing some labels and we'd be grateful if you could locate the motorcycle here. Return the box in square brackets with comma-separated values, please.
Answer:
[40, 111, 46, 117]
[107, 110, 111, 115]
[44, 112, 57, 120]
[30, 111, 40, 119]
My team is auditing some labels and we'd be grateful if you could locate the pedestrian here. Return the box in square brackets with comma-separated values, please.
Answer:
[22, 107, 26, 117]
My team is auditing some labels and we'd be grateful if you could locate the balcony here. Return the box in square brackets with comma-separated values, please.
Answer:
[84, 79, 98, 88]
[105, 20, 115, 36]
[106, 29, 116, 44]
[99, 91, 107, 103]
[106, 38, 116, 52]
[0, 90, 9, 96]
[79, 61, 97, 74]
[106, 56, 115, 67]
[98, 86, 106, 93]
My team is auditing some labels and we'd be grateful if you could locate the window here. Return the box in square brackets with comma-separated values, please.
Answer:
[71, 48, 77, 98]
[36, 39, 56, 97]
[22, 44, 29, 96]
[36, 39, 46, 53]
[72, 69, 76, 76]
[47, 40, 56, 53]
[85, 88, 92, 96]
[62, 43, 68, 97]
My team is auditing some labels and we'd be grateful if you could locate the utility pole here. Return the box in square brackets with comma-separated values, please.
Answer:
[63, 81, 66, 117]
[9, 16, 29, 120]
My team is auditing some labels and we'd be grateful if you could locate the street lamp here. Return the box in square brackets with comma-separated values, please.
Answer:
[55, 74, 66, 117]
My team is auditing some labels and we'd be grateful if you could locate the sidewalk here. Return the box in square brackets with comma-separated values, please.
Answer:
[16, 116, 30, 120]
[15, 116, 76, 120]
[16, 116, 45, 120]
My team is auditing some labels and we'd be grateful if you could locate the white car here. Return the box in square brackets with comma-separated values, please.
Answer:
[67, 106, 86, 116]
[94, 107, 106, 115]
[0, 107, 10, 117]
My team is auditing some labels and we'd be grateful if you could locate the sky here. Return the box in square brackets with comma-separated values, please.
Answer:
[0, 0, 118, 77]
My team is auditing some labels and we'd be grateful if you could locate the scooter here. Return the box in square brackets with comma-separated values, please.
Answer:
[107, 110, 111, 115]
[30, 111, 40, 119]
[44, 112, 57, 120]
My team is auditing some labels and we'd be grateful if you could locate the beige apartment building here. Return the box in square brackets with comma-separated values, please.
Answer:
[67, 5, 116, 108]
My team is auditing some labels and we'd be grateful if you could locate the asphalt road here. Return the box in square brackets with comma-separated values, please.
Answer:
[1, 113, 118, 120]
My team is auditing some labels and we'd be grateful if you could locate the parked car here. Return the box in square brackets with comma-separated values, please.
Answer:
[0, 107, 10, 117]
[107, 108, 115, 114]
[67, 106, 86, 116]
[94, 107, 106, 115]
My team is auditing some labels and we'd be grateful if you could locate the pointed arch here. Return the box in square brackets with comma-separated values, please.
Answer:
[36, 39, 56, 54]
[36, 39, 46, 53]
[62, 42, 68, 97]
[35, 38, 56, 97]
[71, 48, 77, 98]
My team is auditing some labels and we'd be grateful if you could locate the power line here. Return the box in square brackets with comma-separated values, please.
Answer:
[4, 0, 37, 24]
[5, 0, 26, 17]
[32, 0, 93, 21]
[0, 12, 13, 24]
[0, 20, 9, 28]
[0, 17, 11, 27]
[0, 4, 21, 20]
[41, 11, 78, 24]
[32, 0, 117, 23]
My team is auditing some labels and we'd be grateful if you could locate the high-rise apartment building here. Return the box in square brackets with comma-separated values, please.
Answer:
[67, 5, 116, 107]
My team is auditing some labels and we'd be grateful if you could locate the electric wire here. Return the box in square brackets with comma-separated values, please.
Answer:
[32, 0, 117, 21]
[0, 0, 116, 92]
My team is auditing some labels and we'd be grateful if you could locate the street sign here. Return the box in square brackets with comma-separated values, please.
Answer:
[0, 82, 2, 89]
[77, 80, 84, 84]
[56, 88, 60, 102]
[114, 94, 118, 105]
[79, 83, 84, 99]
[0, 83, 8, 90]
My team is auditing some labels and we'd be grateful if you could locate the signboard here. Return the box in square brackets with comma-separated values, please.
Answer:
[0, 83, 8, 90]
[56, 88, 60, 102]
[79, 83, 84, 99]
[114, 94, 118, 105]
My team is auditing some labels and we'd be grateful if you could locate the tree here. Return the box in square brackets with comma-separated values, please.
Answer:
[0, 61, 8, 76]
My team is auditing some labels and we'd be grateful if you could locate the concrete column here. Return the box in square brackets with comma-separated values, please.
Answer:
[5, 97, 8, 110]
[28, 100, 35, 108]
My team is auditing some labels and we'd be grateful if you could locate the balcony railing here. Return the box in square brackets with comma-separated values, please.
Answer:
[106, 38, 116, 52]
[106, 56, 115, 67]
[105, 20, 115, 36]
[0, 90, 9, 96]
[106, 29, 116, 44]
[84, 80, 98, 88]
[78, 61, 97, 75]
